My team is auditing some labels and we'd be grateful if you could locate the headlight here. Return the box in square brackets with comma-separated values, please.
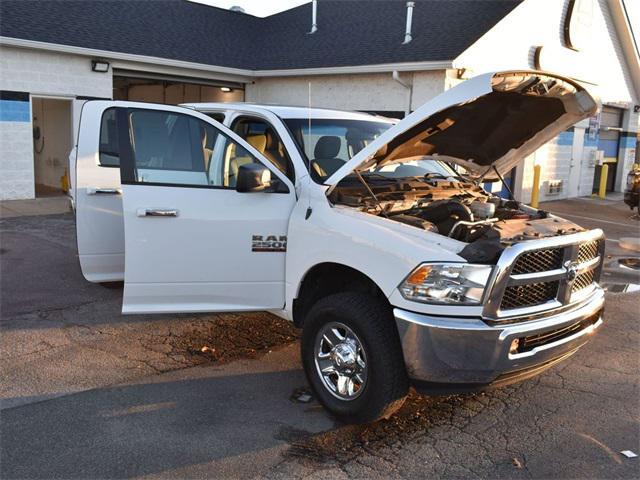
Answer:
[399, 263, 493, 305]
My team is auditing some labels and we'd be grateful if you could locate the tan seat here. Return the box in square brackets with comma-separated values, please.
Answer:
[228, 134, 265, 186]
[311, 136, 345, 178]
[201, 127, 213, 171]
[262, 128, 288, 174]
[245, 133, 267, 154]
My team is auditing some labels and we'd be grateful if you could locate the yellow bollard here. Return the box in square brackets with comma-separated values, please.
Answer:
[598, 164, 608, 199]
[60, 168, 69, 193]
[531, 164, 541, 208]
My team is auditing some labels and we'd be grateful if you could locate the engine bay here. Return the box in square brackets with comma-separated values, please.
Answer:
[328, 175, 584, 263]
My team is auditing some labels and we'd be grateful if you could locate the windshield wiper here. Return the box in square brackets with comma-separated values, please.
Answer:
[423, 172, 451, 181]
[359, 172, 398, 182]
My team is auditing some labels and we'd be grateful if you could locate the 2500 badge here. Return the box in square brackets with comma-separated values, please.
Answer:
[252, 235, 287, 252]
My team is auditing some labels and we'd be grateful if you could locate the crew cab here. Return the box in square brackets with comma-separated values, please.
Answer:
[73, 71, 605, 423]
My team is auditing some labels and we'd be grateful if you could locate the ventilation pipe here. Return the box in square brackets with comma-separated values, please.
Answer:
[402, 1, 415, 44]
[308, 0, 318, 34]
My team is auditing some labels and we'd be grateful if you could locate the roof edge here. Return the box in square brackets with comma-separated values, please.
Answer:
[256, 61, 452, 77]
[0, 36, 255, 81]
[0, 36, 452, 80]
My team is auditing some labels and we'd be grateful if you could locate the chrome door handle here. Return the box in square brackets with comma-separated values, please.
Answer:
[87, 187, 121, 195]
[136, 208, 179, 217]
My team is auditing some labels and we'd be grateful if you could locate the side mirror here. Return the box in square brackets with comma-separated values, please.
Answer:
[236, 163, 272, 192]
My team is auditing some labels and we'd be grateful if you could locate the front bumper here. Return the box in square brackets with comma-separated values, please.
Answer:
[394, 288, 604, 392]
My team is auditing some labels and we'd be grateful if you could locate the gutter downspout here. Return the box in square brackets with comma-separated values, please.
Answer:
[392, 70, 413, 117]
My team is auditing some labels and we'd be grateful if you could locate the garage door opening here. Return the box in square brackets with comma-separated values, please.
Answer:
[592, 106, 622, 194]
[113, 74, 244, 105]
[31, 97, 73, 197]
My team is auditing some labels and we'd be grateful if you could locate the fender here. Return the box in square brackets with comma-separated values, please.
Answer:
[284, 187, 478, 318]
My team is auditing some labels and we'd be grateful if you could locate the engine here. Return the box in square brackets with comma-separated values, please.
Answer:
[328, 177, 584, 263]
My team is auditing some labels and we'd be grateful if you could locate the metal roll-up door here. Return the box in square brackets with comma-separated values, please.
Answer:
[593, 106, 622, 193]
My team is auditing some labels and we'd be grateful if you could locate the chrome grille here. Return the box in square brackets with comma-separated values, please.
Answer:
[517, 311, 601, 353]
[511, 248, 564, 275]
[572, 269, 594, 293]
[501, 281, 559, 310]
[577, 240, 601, 264]
[487, 230, 605, 319]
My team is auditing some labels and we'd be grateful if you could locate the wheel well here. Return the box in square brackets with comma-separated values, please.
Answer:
[292, 263, 386, 327]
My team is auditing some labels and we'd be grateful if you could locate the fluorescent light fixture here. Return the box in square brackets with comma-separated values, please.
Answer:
[91, 60, 110, 73]
[220, 87, 232, 92]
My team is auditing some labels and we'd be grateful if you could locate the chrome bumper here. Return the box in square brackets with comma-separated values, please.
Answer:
[394, 288, 604, 389]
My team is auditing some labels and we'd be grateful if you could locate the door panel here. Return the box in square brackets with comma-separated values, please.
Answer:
[114, 103, 296, 314]
[121, 185, 292, 313]
[75, 103, 125, 282]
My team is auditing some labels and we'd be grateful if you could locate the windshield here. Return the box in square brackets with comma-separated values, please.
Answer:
[284, 118, 391, 181]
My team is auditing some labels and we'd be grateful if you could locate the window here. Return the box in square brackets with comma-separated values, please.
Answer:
[232, 116, 294, 181]
[100, 108, 276, 189]
[284, 118, 391, 181]
[98, 108, 120, 167]
[122, 108, 264, 188]
[205, 112, 225, 123]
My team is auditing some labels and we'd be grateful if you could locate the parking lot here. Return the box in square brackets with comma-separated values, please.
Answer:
[1, 196, 638, 479]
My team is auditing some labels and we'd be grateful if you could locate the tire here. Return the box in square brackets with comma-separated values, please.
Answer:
[301, 292, 409, 423]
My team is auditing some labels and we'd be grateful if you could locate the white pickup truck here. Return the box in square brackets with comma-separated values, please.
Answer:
[72, 70, 605, 423]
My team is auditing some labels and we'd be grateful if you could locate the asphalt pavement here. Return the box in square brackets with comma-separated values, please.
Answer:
[0, 197, 638, 479]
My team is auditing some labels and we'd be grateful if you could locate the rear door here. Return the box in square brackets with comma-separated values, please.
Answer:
[75, 105, 124, 282]
[77, 101, 296, 314]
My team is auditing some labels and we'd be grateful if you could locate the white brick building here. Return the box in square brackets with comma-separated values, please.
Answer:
[1, 0, 637, 201]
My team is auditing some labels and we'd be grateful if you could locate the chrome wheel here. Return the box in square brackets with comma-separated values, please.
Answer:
[314, 321, 367, 401]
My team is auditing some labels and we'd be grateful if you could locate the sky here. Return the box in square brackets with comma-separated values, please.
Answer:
[189, 0, 309, 17]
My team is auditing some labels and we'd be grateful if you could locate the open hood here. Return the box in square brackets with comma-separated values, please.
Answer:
[325, 71, 598, 186]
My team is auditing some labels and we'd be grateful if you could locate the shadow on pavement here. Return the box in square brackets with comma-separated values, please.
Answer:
[0, 369, 332, 479]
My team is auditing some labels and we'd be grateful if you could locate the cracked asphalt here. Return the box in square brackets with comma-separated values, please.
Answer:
[1, 199, 639, 479]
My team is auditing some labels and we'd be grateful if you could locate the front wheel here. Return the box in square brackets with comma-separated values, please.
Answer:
[301, 292, 409, 423]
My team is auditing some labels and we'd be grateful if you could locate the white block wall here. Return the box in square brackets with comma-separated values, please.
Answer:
[0, 121, 35, 200]
[0, 46, 112, 98]
[453, 0, 638, 197]
[519, 130, 597, 204]
[454, 0, 636, 106]
[246, 71, 446, 114]
[0, 46, 112, 200]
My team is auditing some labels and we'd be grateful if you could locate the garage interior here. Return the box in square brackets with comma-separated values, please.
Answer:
[112, 72, 244, 105]
[31, 97, 73, 197]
